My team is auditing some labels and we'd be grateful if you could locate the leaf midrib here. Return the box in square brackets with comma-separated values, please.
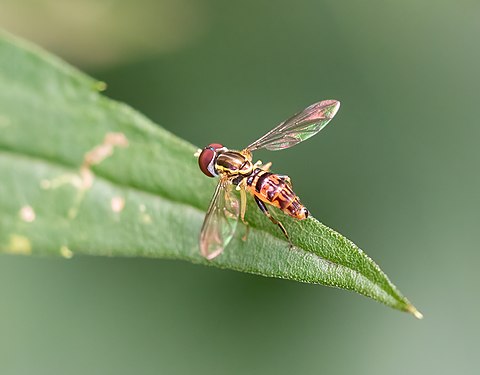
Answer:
[0, 143, 203, 212]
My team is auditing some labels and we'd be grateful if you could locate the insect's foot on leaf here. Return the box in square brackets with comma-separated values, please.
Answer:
[241, 223, 250, 242]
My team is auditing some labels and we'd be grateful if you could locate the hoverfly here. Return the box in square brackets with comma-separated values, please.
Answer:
[196, 100, 340, 260]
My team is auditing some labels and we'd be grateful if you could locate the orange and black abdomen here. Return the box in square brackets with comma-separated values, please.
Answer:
[246, 169, 309, 220]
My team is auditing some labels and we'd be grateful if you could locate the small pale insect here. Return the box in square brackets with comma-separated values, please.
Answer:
[196, 100, 340, 260]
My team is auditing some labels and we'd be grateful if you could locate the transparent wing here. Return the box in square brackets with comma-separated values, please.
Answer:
[200, 177, 239, 260]
[246, 100, 340, 152]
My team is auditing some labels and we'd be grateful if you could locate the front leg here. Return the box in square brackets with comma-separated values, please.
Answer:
[238, 180, 250, 241]
[238, 182, 248, 225]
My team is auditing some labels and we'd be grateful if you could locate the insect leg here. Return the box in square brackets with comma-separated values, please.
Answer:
[252, 160, 272, 171]
[239, 182, 250, 241]
[254, 196, 290, 242]
[260, 162, 272, 171]
[239, 185, 248, 224]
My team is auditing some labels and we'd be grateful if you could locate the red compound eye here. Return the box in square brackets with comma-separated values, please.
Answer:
[198, 143, 224, 177]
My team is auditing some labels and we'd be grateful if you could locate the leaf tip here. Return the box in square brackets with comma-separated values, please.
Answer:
[407, 304, 424, 320]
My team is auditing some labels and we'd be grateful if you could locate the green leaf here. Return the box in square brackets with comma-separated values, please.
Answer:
[0, 31, 422, 318]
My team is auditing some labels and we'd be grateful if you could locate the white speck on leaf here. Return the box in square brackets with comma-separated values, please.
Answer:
[111, 196, 125, 213]
[19, 205, 35, 222]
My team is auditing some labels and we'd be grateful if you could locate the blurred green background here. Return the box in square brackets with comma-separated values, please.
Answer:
[1, 0, 478, 374]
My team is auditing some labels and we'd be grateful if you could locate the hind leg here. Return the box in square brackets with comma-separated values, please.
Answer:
[254, 196, 291, 243]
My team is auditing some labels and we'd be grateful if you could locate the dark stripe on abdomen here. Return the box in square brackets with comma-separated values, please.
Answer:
[255, 171, 271, 193]
[272, 185, 295, 210]
[246, 168, 262, 186]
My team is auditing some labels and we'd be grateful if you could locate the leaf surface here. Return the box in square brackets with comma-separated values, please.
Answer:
[0, 31, 421, 318]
